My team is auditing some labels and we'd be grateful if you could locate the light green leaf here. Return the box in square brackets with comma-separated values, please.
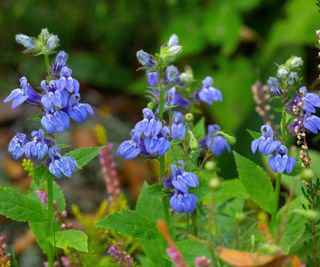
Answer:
[141, 240, 170, 267]
[98, 210, 159, 240]
[65, 146, 104, 168]
[216, 179, 249, 205]
[0, 187, 47, 222]
[177, 239, 211, 265]
[275, 196, 307, 253]
[192, 117, 206, 140]
[30, 222, 51, 255]
[233, 152, 275, 214]
[48, 230, 88, 252]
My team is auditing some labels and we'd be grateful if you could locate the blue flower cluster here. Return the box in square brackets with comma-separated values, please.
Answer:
[288, 87, 320, 135]
[251, 125, 296, 174]
[164, 161, 198, 213]
[196, 77, 222, 105]
[117, 108, 170, 160]
[200, 124, 231, 156]
[4, 48, 93, 178]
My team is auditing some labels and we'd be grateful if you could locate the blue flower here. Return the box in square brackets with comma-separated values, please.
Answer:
[117, 140, 140, 160]
[267, 77, 283, 96]
[287, 72, 298, 85]
[41, 79, 69, 110]
[24, 129, 51, 160]
[15, 34, 36, 49]
[52, 51, 68, 74]
[8, 133, 29, 160]
[166, 161, 199, 193]
[59, 66, 80, 93]
[200, 124, 231, 156]
[4, 77, 41, 108]
[171, 111, 185, 140]
[47, 146, 77, 178]
[167, 34, 179, 46]
[167, 87, 189, 109]
[147, 71, 159, 86]
[197, 76, 222, 105]
[170, 191, 198, 213]
[303, 113, 320, 134]
[251, 125, 281, 155]
[67, 94, 94, 122]
[136, 50, 155, 67]
[117, 108, 171, 160]
[268, 144, 296, 174]
[299, 87, 320, 113]
[41, 109, 70, 134]
[165, 65, 180, 84]
[46, 35, 59, 50]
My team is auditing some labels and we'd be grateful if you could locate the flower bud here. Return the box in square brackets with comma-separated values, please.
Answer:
[300, 168, 313, 181]
[46, 35, 59, 50]
[204, 161, 217, 171]
[39, 28, 50, 41]
[235, 212, 246, 222]
[15, 34, 36, 48]
[136, 50, 155, 67]
[277, 66, 289, 79]
[209, 177, 220, 190]
[316, 29, 320, 38]
[286, 56, 303, 69]
[168, 34, 179, 46]
[147, 101, 156, 110]
[184, 113, 194, 122]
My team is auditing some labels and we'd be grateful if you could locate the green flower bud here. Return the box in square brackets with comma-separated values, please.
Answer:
[209, 177, 220, 190]
[147, 101, 156, 110]
[184, 113, 194, 122]
[300, 168, 314, 181]
[204, 161, 216, 171]
[235, 212, 246, 222]
[285, 56, 303, 69]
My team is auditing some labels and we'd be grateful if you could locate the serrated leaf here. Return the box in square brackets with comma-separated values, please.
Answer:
[65, 146, 104, 168]
[98, 210, 159, 240]
[0, 187, 47, 222]
[141, 240, 170, 267]
[233, 152, 275, 214]
[48, 230, 88, 252]
[177, 239, 211, 265]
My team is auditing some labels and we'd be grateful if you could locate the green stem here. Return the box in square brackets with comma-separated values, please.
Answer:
[47, 175, 55, 267]
[44, 54, 50, 72]
[272, 173, 282, 221]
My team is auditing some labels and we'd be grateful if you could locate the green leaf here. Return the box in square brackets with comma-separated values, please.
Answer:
[275, 196, 307, 253]
[192, 117, 206, 140]
[0, 187, 47, 222]
[98, 210, 159, 240]
[65, 146, 104, 168]
[33, 165, 54, 185]
[141, 240, 170, 267]
[233, 152, 275, 214]
[247, 129, 261, 140]
[30, 222, 51, 255]
[48, 230, 88, 252]
[216, 179, 249, 205]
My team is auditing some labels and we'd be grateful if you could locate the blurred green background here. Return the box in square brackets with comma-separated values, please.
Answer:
[0, 0, 319, 174]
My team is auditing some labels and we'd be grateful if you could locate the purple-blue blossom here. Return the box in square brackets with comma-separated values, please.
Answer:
[167, 87, 189, 109]
[41, 109, 70, 134]
[15, 34, 36, 49]
[170, 191, 198, 213]
[267, 77, 283, 96]
[171, 111, 186, 140]
[303, 113, 320, 134]
[165, 65, 180, 84]
[200, 124, 231, 156]
[299, 87, 320, 113]
[24, 129, 51, 160]
[41, 79, 69, 110]
[197, 76, 222, 105]
[4, 77, 41, 108]
[147, 71, 159, 86]
[251, 125, 281, 156]
[8, 133, 29, 160]
[47, 146, 77, 178]
[59, 66, 80, 94]
[52, 51, 68, 74]
[136, 50, 155, 67]
[268, 144, 296, 174]
[67, 93, 94, 122]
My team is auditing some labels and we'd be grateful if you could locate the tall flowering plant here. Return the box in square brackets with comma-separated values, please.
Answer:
[0, 29, 101, 267]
